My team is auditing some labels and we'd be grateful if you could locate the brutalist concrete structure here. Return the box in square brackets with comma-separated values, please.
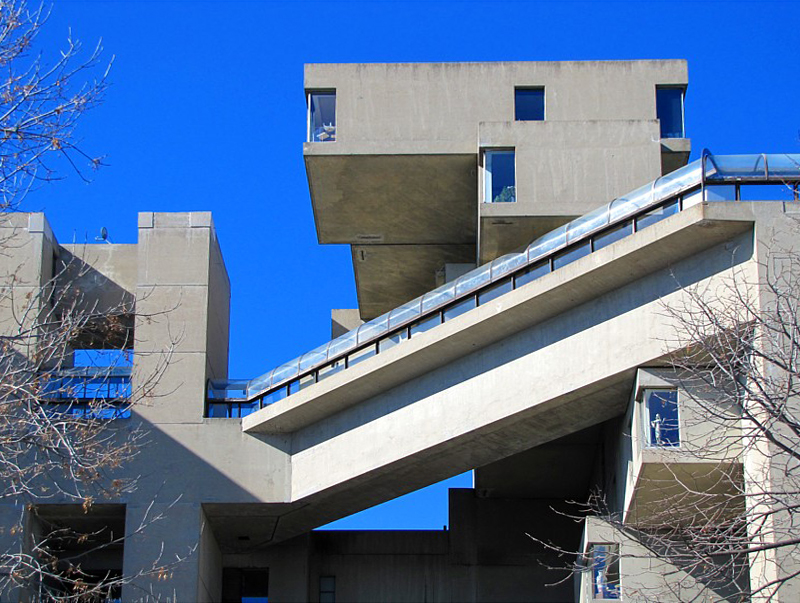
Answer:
[2, 60, 800, 603]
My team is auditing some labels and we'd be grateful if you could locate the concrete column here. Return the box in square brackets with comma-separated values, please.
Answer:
[120, 502, 206, 602]
[133, 212, 230, 424]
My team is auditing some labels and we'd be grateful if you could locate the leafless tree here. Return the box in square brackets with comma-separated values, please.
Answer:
[0, 2, 185, 601]
[526, 232, 800, 602]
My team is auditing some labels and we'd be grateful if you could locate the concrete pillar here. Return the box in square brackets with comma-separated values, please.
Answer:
[133, 212, 230, 424]
[120, 502, 207, 602]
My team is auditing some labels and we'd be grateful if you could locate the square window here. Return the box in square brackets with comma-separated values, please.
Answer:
[308, 91, 336, 142]
[483, 150, 516, 203]
[515, 88, 545, 121]
[644, 389, 680, 447]
[656, 87, 685, 138]
[589, 543, 620, 599]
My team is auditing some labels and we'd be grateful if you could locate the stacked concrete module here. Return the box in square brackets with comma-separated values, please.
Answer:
[2, 60, 800, 603]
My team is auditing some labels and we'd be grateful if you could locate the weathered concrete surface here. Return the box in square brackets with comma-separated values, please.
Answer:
[304, 60, 690, 318]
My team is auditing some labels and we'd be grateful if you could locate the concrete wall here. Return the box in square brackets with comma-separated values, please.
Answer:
[305, 60, 688, 148]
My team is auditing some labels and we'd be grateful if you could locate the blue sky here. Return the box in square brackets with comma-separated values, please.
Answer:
[32, 0, 800, 529]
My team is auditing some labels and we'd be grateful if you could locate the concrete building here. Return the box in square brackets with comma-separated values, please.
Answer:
[2, 60, 800, 602]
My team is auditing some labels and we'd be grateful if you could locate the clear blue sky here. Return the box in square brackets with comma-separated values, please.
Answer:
[32, 0, 800, 529]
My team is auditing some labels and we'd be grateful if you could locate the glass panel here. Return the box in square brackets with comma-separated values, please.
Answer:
[309, 91, 336, 142]
[328, 329, 358, 359]
[389, 298, 422, 329]
[318, 359, 346, 381]
[765, 154, 800, 178]
[514, 260, 550, 288]
[409, 313, 442, 337]
[682, 188, 703, 209]
[590, 544, 621, 599]
[645, 389, 680, 447]
[478, 278, 512, 305]
[566, 204, 610, 244]
[552, 240, 591, 270]
[656, 87, 684, 138]
[455, 264, 491, 296]
[239, 400, 260, 417]
[247, 370, 274, 397]
[739, 184, 796, 202]
[320, 576, 336, 592]
[288, 380, 300, 395]
[515, 88, 544, 121]
[707, 154, 766, 180]
[299, 343, 329, 372]
[378, 330, 408, 353]
[207, 403, 231, 419]
[608, 182, 654, 223]
[490, 252, 527, 280]
[421, 282, 456, 313]
[443, 296, 477, 321]
[261, 386, 288, 406]
[704, 184, 736, 202]
[526, 225, 567, 262]
[635, 199, 679, 231]
[298, 372, 316, 391]
[270, 359, 300, 387]
[484, 150, 516, 203]
[592, 221, 632, 252]
[348, 343, 376, 367]
[357, 314, 389, 344]
[650, 160, 702, 202]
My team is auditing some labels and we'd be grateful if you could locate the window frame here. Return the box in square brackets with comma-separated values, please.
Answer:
[306, 89, 337, 143]
[642, 388, 681, 449]
[514, 86, 545, 121]
[587, 542, 621, 600]
[482, 148, 517, 204]
[655, 85, 686, 139]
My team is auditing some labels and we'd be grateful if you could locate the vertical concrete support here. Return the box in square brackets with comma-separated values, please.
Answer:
[197, 506, 222, 603]
[134, 212, 230, 423]
[746, 216, 800, 602]
[0, 214, 58, 360]
[120, 502, 205, 602]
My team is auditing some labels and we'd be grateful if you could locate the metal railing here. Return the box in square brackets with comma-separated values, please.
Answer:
[207, 153, 800, 418]
[42, 366, 132, 419]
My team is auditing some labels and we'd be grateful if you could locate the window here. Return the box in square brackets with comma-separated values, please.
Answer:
[589, 543, 620, 600]
[515, 87, 545, 121]
[307, 91, 336, 142]
[483, 150, 516, 203]
[644, 389, 680, 447]
[319, 575, 335, 603]
[221, 567, 269, 603]
[656, 86, 685, 138]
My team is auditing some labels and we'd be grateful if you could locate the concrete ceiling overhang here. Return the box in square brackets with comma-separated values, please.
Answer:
[304, 152, 477, 245]
[353, 243, 475, 320]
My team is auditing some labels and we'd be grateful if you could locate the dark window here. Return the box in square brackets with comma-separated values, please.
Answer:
[222, 567, 269, 603]
[320, 576, 336, 603]
[656, 87, 685, 138]
[308, 91, 336, 142]
[515, 88, 545, 121]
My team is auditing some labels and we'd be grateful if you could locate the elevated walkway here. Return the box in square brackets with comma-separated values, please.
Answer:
[232, 154, 800, 542]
